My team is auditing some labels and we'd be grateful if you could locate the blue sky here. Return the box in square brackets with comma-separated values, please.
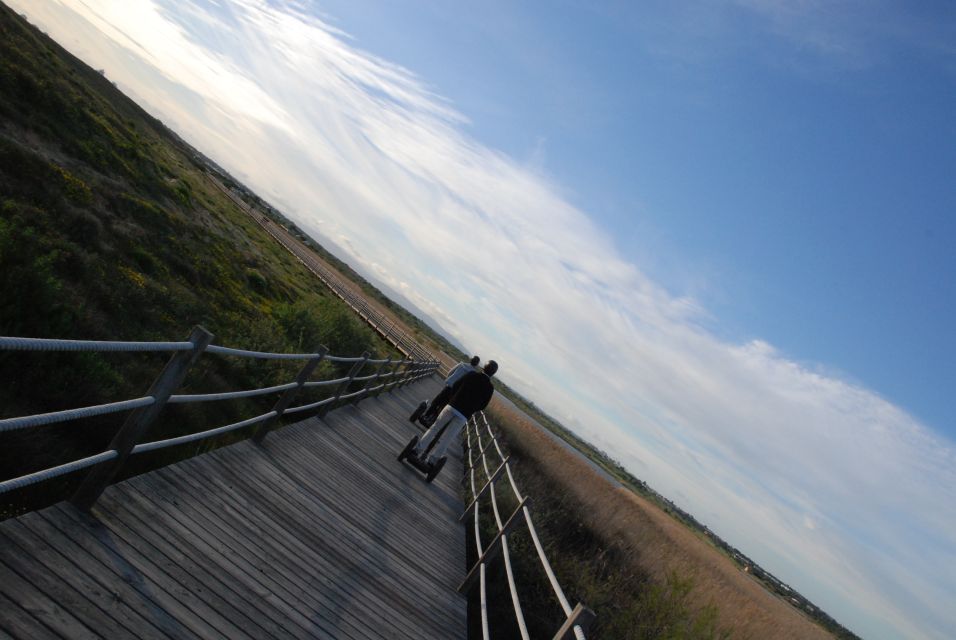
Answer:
[11, 1, 956, 638]
[311, 0, 956, 432]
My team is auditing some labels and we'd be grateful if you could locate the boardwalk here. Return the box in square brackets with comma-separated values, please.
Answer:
[0, 377, 466, 640]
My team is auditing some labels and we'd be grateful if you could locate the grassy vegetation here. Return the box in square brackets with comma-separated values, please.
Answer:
[232, 188, 471, 361]
[464, 411, 733, 640]
[0, 4, 397, 518]
[474, 396, 857, 638]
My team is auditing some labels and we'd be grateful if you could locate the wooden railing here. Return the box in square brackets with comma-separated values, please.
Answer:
[0, 328, 439, 510]
[461, 412, 596, 640]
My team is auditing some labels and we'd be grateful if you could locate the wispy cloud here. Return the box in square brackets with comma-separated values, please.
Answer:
[12, 1, 955, 637]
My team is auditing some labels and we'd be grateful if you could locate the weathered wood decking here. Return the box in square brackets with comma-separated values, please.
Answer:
[0, 378, 467, 639]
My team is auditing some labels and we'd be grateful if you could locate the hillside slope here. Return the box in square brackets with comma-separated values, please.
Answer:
[0, 3, 395, 516]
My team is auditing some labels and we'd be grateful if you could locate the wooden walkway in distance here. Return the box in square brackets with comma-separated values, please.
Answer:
[0, 377, 467, 640]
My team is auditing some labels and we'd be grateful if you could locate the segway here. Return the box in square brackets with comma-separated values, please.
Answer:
[409, 400, 430, 425]
[410, 386, 453, 428]
[398, 433, 448, 483]
[410, 400, 443, 427]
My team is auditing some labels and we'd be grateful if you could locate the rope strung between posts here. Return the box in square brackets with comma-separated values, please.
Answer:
[0, 336, 193, 352]
[0, 327, 441, 501]
[478, 413, 577, 622]
[466, 426, 491, 640]
[168, 382, 299, 404]
[0, 450, 118, 494]
[204, 344, 379, 362]
[474, 420, 531, 639]
[464, 411, 592, 640]
[132, 411, 278, 454]
[0, 397, 155, 432]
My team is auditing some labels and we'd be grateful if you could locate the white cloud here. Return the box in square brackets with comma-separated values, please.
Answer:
[11, 1, 955, 638]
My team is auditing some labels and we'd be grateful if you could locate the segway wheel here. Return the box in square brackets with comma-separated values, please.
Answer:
[425, 456, 447, 483]
[409, 401, 427, 423]
[398, 436, 419, 462]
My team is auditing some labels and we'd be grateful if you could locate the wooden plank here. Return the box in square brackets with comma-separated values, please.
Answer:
[289, 407, 464, 523]
[128, 471, 374, 640]
[242, 401, 459, 554]
[45, 504, 242, 640]
[259, 418, 464, 575]
[79, 492, 274, 640]
[0, 521, 169, 640]
[0, 559, 100, 640]
[149, 459, 430, 640]
[158, 385, 464, 638]
[128, 467, 397, 640]
[268, 396, 464, 640]
[202, 392, 465, 637]
[197, 445, 457, 638]
[0, 378, 466, 640]
[16, 510, 199, 640]
[256, 419, 463, 568]
[0, 590, 59, 640]
[92, 485, 301, 640]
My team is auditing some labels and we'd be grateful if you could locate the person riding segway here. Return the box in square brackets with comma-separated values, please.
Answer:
[399, 360, 498, 482]
[410, 355, 480, 427]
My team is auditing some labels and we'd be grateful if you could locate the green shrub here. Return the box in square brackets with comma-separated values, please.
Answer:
[0, 3, 400, 518]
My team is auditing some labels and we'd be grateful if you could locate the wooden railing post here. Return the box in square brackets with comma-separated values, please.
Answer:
[319, 352, 369, 417]
[371, 357, 395, 398]
[383, 356, 407, 393]
[402, 361, 425, 385]
[399, 360, 419, 388]
[70, 325, 214, 511]
[354, 356, 390, 405]
[552, 603, 597, 640]
[458, 497, 530, 594]
[252, 346, 328, 443]
[459, 457, 511, 522]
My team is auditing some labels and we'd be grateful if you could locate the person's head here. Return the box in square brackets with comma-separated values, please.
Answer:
[483, 360, 498, 377]
[470, 355, 480, 367]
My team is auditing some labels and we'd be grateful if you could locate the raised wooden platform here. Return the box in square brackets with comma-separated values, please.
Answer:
[0, 378, 466, 639]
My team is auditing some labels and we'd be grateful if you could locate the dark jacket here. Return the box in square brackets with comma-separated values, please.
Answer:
[448, 371, 494, 417]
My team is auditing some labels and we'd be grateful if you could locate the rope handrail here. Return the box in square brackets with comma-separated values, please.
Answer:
[302, 376, 350, 388]
[466, 427, 491, 640]
[0, 397, 156, 433]
[477, 413, 577, 619]
[0, 336, 193, 352]
[282, 395, 336, 416]
[478, 413, 576, 617]
[0, 450, 118, 495]
[475, 418, 531, 639]
[329, 354, 386, 364]
[465, 411, 591, 640]
[168, 382, 299, 404]
[337, 388, 367, 402]
[205, 342, 411, 365]
[205, 344, 320, 360]
[132, 410, 278, 454]
[1, 323, 440, 509]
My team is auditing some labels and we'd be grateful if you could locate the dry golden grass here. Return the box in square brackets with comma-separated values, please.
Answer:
[487, 397, 834, 640]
